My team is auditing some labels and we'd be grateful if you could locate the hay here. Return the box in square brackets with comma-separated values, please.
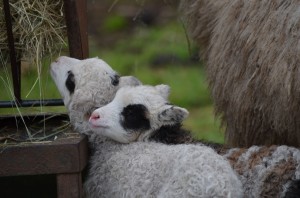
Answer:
[0, 114, 73, 145]
[0, 0, 67, 64]
[0, 0, 68, 142]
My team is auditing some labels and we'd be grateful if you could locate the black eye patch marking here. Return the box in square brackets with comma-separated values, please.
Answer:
[66, 70, 75, 94]
[120, 104, 150, 131]
[110, 74, 120, 86]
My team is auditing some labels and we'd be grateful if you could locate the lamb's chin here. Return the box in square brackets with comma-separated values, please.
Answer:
[89, 123, 109, 130]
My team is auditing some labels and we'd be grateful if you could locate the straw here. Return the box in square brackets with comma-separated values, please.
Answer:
[0, 0, 67, 63]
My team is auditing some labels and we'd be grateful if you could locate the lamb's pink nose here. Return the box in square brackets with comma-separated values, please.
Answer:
[89, 112, 100, 122]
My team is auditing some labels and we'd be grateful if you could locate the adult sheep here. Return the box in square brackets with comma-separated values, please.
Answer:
[50, 57, 243, 198]
[180, 0, 300, 147]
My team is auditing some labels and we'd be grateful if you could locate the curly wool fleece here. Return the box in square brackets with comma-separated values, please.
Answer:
[84, 141, 243, 198]
[180, 0, 300, 147]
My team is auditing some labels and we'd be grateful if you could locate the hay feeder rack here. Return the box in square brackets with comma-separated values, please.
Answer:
[0, 0, 89, 197]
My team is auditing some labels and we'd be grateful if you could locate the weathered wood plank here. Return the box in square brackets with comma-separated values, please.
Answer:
[0, 135, 88, 176]
[57, 173, 83, 198]
[63, 0, 89, 59]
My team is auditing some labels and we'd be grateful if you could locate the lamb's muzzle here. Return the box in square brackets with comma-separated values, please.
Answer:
[89, 112, 100, 123]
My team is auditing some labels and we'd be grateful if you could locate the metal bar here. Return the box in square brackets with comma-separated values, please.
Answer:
[0, 99, 64, 108]
[3, 0, 22, 103]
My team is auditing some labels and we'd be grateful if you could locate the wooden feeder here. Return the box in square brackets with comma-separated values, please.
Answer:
[0, 0, 89, 197]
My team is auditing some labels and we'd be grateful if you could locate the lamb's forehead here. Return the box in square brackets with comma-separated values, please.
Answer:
[70, 57, 120, 90]
[73, 57, 116, 74]
[115, 85, 168, 106]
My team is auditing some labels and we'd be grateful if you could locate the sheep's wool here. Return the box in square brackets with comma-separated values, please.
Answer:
[85, 141, 243, 198]
[180, 0, 300, 147]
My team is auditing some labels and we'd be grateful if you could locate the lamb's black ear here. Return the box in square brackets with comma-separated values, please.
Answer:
[158, 104, 189, 125]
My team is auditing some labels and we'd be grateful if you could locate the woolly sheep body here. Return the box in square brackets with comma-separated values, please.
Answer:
[179, 0, 228, 56]
[50, 57, 243, 198]
[85, 141, 243, 198]
[180, 0, 300, 147]
[221, 145, 300, 197]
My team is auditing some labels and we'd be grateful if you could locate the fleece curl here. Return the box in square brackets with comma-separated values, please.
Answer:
[84, 141, 243, 198]
[216, 145, 300, 197]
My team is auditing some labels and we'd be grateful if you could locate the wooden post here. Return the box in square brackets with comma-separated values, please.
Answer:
[3, 0, 21, 103]
[63, 0, 89, 59]
[57, 173, 83, 198]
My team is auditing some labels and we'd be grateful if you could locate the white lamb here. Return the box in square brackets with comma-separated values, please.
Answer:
[88, 84, 190, 143]
[50, 57, 243, 198]
[89, 85, 300, 197]
[50, 56, 141, 143]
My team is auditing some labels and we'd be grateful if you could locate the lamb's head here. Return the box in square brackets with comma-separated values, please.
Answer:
[50, 56, 141, 134]
[89, 85, 189, 143]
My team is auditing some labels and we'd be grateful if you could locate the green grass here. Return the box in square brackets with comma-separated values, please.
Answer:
[184, 106, 224, 144]
[103, 15, 128, 33]
[1, 21, 224, 143]
[0, 59, 66, 115]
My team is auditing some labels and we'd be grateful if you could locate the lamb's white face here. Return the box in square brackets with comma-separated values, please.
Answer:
[50, 56, 122, 110]
[89, 85, 189, 143]
[50, 56, 79, 106]
[50, 56, 142, 136]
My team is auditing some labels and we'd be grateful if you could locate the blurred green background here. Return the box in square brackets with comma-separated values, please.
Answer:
[0, 0, 224, 143]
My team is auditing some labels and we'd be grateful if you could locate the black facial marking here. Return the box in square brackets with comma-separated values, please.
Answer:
[149, 124, 194, 144]
[66, 70, 75, 94]
[110, 74, 120, 86]
[120, 104, 150, 131]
